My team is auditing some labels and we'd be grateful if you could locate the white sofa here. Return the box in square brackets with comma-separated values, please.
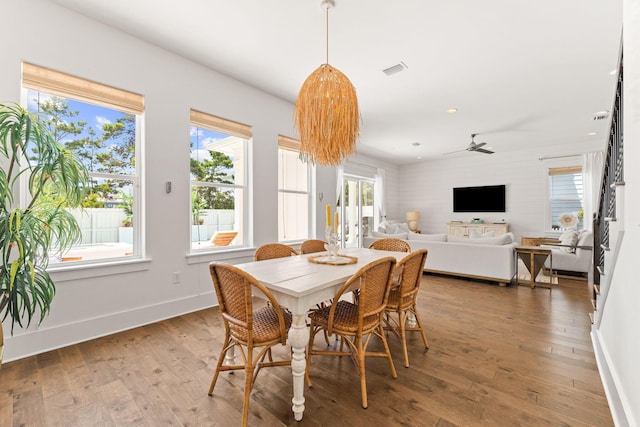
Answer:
[363, 232, 518, 286]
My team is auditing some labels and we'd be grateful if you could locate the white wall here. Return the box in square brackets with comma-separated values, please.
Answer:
[594, 1, 640, 425]
[395, 145, 602, 240]
[0, 0, 329, 360]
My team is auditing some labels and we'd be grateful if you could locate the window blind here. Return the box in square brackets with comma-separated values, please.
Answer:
[22, 62, 144, 115]
[549, 166, 582, 176]
[278, 135, 300, 152]
[190, 109, 252, 139]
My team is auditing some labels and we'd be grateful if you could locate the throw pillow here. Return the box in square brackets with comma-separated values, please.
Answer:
[469, 230, 496, 238]
[395, 222, 411, 233]
[372, 231, 408, 239]
[559, 230, 579, 252]
[407, 233, 447, 242]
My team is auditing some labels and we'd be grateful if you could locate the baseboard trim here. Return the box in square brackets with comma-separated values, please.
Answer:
[591, 328, 632, 427]
[2, 292, 216, 363]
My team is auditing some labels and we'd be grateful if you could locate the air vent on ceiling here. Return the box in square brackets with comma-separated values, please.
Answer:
[382, 61, 408, 76]
[593, 111, 610, 121]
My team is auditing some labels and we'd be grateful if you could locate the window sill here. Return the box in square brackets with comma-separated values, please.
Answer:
[48, 257, 152, 282]
[186, 247, 255, 265]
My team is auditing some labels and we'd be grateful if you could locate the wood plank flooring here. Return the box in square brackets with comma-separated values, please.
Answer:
[0, 274, 612, 426]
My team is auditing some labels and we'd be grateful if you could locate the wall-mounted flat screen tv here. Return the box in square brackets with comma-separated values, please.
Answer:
[453, 184, 506, 212]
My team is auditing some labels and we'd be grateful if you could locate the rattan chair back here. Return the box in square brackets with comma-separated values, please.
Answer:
[306, 256, 398, 408]
[208, 262, 292, 426]
[368, 237, 411, 253]
[299, 239, 327, 254]
[254, 243, 298, 261]
[384, 249, 429, 368]
[395, 249, 428, 301]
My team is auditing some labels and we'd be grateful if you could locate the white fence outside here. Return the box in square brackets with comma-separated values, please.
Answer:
[67, 208, 236, 245]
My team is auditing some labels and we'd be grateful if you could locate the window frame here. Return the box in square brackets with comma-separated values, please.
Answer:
[277, 135, 313, 243]
[189, 109, 250, 253]
[21, 62, 145, 268]
[546, 165, 584, 231]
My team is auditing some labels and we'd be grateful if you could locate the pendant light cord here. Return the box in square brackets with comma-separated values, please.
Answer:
[325, 5, 329, 64]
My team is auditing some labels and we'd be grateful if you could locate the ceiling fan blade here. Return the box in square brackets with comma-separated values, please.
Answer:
[475, 148, 494, 154]
[442, 148, 467, 155]
[474, 142, 487, 149]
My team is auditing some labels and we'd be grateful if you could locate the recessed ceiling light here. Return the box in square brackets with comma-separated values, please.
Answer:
[609, 69, 617, 75]
[446, 108, 458, 114]
[587, 132, 598, 136]
[593, 110, 610, 120]
[416, 156, 423, 159]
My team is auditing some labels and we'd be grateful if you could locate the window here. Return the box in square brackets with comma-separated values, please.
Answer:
[22, 63, 143, 264]
[189, 109, 249, 251]
[278, 135, 311, 242]
[549, 166, 584, 230]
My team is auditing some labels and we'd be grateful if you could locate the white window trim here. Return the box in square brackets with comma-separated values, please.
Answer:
[277, 137, 313, 243]
[20, 63, 145, 270]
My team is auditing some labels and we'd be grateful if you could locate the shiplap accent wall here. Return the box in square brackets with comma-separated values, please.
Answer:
[392, 145, 602, 241]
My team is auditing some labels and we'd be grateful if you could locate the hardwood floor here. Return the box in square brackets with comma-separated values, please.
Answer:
[0, 274, 612, 426]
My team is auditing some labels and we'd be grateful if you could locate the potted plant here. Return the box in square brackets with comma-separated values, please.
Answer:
[191, 191, 207, 242]
[118, 192, 134, 244]
[0, 103, 89, 362]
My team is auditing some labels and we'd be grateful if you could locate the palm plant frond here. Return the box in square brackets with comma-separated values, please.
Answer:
[0, 102, 88, 334]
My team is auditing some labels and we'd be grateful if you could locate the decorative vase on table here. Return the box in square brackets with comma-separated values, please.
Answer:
[325, 227, 339, 260]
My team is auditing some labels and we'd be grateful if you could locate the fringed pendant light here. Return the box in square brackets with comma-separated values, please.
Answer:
[294, 0, 359, 166]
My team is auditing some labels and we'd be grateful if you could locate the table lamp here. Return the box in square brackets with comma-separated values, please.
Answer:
[406, 211, 420, 232]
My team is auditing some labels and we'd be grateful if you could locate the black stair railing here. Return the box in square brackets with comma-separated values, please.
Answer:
[593, 55, 623, 292]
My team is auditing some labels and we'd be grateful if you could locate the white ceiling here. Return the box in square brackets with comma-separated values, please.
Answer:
[50, 0, 622, 164]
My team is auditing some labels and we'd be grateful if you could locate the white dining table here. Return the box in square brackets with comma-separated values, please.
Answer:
[232, 246, 408, 421]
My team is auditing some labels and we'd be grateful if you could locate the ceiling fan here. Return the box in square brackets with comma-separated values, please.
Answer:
[443, 134, 495, 155]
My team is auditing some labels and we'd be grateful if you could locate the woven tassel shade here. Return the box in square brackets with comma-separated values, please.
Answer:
[294, 64, 359, 166]
[294, 0, 359, 166]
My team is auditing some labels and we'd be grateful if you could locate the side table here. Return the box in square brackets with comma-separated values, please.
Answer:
[515, 246, 557, 289]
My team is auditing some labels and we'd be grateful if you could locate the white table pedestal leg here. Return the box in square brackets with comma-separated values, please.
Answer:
[288, 314, 309, 421]
[224, 344, 235, 366]
[407, 312, 417, 328]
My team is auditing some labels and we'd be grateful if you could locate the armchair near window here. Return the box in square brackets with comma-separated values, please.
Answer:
[541, 231, 593, 276]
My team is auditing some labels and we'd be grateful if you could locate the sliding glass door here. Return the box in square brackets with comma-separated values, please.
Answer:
[339, 176, 375, 248]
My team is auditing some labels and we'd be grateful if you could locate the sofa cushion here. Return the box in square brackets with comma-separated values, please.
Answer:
[559, 230, 579, 252]
[372, 231, 409, 239]
[408, 233, 447, 242]
[577, 230, 592, 247]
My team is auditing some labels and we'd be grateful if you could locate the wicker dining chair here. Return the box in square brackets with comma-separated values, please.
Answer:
[383, 249, 429, 368]
[305, 256, 398, 409]
[299, 239, 327, 254]
[254, 243, 298, 261]
[208, 262, 292, 427]
[368, 237, 411, 253]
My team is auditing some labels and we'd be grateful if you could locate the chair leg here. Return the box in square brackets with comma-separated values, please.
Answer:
[305, 322, 317, 387]
[398, 310, 410, 368]
[356, 334, 368, 409]
[209, 335, 231, 395]
[242, 365, 253, 427]
[378, 323, 398, 379]
[410, 305, 429, 349]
